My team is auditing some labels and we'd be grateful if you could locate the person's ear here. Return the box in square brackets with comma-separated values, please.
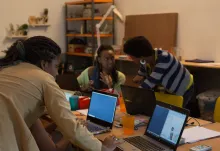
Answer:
[40, 60, 48, 70]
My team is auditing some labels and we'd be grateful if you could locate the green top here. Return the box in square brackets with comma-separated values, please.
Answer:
[77, 67, 126, 93]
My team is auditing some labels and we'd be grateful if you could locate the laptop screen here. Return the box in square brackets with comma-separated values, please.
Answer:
[64, 92, 73, 101]
[88, 91, 117, 123]
[146, 105, 186, 145]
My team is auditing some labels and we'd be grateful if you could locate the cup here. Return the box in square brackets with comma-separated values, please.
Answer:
[119, 96, 126, 113]
[69, 95, 79, 111]
[122, 114, 134, 135]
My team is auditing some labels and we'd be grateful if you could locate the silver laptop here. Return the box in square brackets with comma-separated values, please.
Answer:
[86, 90, 118, 135]
[118, 102, 189, 151]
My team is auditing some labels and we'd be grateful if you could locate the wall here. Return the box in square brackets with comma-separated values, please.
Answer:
[115, 0, 220, 61]
[1, 0, 220, 62]
[0, 0, 74, 54]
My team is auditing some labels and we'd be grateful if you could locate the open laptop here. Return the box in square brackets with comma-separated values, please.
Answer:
[121, 85, 156, 116]
[86, 90, 118, 135]
[118, 101, 189, 151]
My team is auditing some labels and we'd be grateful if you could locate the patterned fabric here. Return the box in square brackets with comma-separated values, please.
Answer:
[140, 50, 191, 95]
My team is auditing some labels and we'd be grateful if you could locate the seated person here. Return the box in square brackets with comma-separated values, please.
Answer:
[77, 45, 126, 93]
[123, 36, 194, 107]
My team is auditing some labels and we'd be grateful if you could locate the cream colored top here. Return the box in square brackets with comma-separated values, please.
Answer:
[0, 63, 101, 151]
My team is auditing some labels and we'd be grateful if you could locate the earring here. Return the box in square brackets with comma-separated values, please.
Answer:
[140, 59, 146, 65]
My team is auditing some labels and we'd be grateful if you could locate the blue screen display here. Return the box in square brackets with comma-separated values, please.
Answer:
[88, 92, 117, 123]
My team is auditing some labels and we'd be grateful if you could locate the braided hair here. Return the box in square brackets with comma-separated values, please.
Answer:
[94, 45, 118, 88]
[0, 36, 61, 68]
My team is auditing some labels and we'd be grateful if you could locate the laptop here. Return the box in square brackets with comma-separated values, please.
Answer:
[86, 90, 118, 135]
[121, 85, 156, 116]
[118, 101, 189, 151]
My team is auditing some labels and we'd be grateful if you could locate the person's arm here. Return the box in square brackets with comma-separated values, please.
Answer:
[113, 72, 126, 91]
[140, 66, 163, 89]
[77, 67, 94, 92]
[30, 119, 70, 151]
[118, 72, 126, 85]
[77, 68, 89, 86]
[133, 64, 148, 84]
[138, 64, 147, 77]
[43, 78, 103, 151]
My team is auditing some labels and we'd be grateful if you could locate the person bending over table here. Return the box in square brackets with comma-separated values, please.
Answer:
[0, 36, 118, 151]
[77, 45, 126, 94]
[123, 36, 194, 107]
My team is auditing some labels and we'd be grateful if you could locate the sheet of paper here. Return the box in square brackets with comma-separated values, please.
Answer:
[76, 109, 88, 116]
[182, 126, 220, 143]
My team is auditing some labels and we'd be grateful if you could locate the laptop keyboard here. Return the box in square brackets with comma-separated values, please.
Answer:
[87, 122, 104, 132]
[124, 136, 165, 151]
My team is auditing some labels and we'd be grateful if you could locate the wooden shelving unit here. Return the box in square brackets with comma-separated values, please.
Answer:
[65, 0, 115, 72]
[66, 17, 113, 21]
[66, 52, 93, 57]
[66, 33, 113, 37]
[66, 52, 132, 62]
[66, 0, 113, 5]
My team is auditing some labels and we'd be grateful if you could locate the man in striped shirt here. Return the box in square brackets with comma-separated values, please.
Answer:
[123, 36, 194, 107]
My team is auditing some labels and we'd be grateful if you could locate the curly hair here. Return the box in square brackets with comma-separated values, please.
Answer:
[94, 45, 118, 88]
[0, 36, 61, 68]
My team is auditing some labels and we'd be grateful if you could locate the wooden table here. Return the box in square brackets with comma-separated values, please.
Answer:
[74, 110, 220, 150]
[181, 61, 220, 69]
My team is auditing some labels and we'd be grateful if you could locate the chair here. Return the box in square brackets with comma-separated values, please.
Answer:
[56, 74, 80, 91]
[214, 97, 220, 122]
[155, 92, 183, 108]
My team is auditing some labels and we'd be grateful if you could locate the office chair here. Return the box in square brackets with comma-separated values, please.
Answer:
[155, 92, 183, 108]
[214, 97, 220, 122]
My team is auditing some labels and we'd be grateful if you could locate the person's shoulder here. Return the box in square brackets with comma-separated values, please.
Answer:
[87, 66, 95, 76]
[158, 50, 170, 57]
[157, 50, 172, 63]
[116, 71, 126, 84]
[117, 70, 125, 79]
[13, 63, 56, 86]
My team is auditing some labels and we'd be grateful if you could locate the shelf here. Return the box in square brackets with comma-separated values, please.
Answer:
[66, 17, 113, 21]
[66, 33, 113, 37]
[66, 52, 93, 57]
[7, 36, 28, 39]
[115, 55, 132, 62]
[29, 24, 50, 27]
[66, 0, 113, 5]
[66, 52, 133, 61]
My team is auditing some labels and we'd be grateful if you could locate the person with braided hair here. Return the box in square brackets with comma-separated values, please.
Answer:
[0, 36, 119, 151]
[77, 45, 126, 94]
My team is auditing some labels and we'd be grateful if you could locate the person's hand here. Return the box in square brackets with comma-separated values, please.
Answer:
[102, 135, 121, 151]
[100, 72, 113, 88]
[133, 75, 145, 84]
[80, 80, 94, 92]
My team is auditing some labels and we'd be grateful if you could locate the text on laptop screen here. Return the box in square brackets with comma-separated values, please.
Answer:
[146, 105, 186, 145]
[88, 92, 117, 123]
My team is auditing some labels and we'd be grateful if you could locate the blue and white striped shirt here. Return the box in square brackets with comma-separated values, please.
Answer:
[140, 50, 191, 96]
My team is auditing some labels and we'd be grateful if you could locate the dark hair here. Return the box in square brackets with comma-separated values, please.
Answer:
[123, 36, 154, 58]
[0, 36, 61, 68]
[94, 45, 118, 88]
